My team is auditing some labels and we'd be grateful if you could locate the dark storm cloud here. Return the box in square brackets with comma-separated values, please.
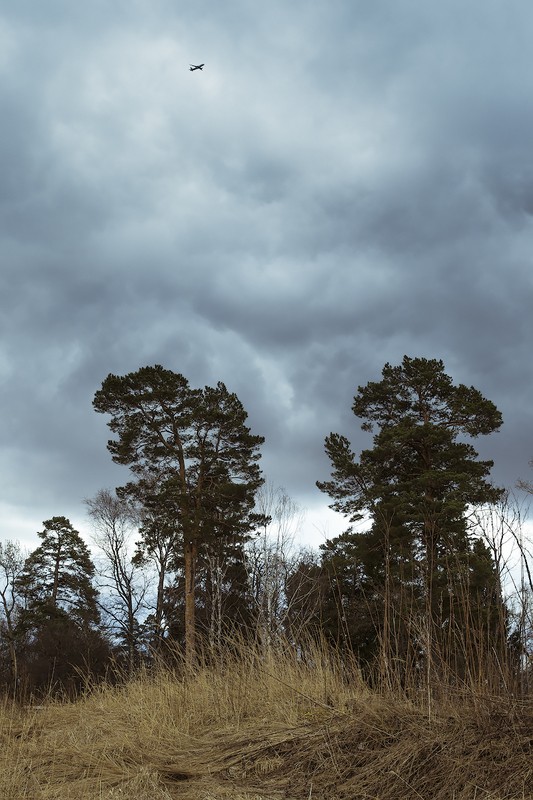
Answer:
[1, 0, 533, 545]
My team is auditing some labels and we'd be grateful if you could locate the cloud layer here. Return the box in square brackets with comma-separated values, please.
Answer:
[1, 0, 533, 546]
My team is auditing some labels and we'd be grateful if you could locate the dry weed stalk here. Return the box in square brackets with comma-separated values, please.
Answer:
[0, 637, 531, 799]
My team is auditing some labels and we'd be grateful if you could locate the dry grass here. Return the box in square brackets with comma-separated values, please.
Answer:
[1, 642, 532, 799]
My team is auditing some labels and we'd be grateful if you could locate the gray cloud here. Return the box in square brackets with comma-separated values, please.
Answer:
[1, 0, 533, 547]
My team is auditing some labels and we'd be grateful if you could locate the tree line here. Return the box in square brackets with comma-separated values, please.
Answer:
[0, 357, 532, 699]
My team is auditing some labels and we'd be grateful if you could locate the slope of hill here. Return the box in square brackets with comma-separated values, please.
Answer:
[1, 646, 532, 799]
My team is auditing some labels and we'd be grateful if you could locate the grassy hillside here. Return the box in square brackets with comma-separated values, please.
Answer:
[1, 643, 532, 799]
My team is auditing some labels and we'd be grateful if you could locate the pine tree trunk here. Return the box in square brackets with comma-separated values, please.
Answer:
[184, 539, 197, 666]
[381, 522, 391, 690]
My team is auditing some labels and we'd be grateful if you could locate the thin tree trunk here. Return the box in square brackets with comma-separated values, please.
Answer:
[381, 523, 391, 690]
[51, 548, 62, 606]
[184, 539, 197, 666]
[4, 623, 18, 694]
[154, 562, 166, 654]
[424, 517, 437, 721]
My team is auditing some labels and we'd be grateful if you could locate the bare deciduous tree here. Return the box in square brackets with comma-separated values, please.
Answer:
[246, 483, 306, 655]
[470, 490, 533, 694]
[0, 540, 26, 690]
[86, 489, 149, 672]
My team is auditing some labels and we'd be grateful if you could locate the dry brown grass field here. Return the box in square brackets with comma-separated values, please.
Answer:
[1, 642, 532, 800]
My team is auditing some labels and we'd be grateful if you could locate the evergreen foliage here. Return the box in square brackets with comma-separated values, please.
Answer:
[0, 357, 529, 698]
[17, 516, 99, 628]
[93, 365, 265, 660]
[317, 356, 506, 681]
[13, 517, 107, 694]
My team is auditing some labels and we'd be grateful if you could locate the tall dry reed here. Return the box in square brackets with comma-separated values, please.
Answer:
[0, 636, 531, 800]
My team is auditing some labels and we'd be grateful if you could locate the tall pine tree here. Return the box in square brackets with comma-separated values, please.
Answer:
[318, 356, 504, 687]
[94, 365, 264, 663]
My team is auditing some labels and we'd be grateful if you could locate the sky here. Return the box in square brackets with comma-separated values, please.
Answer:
[1, 0, 533, 553]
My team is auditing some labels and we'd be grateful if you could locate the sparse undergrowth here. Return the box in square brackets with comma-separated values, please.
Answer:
[1, 644, 532, 800]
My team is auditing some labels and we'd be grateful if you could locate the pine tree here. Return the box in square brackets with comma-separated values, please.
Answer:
[94, 365, 264, 663]
[317, 356, 505, 687]
[17, 517, 99, 628]
[15, 517, 106, 695]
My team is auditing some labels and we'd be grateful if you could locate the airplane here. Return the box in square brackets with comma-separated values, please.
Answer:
[189, 63, 204, 71]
